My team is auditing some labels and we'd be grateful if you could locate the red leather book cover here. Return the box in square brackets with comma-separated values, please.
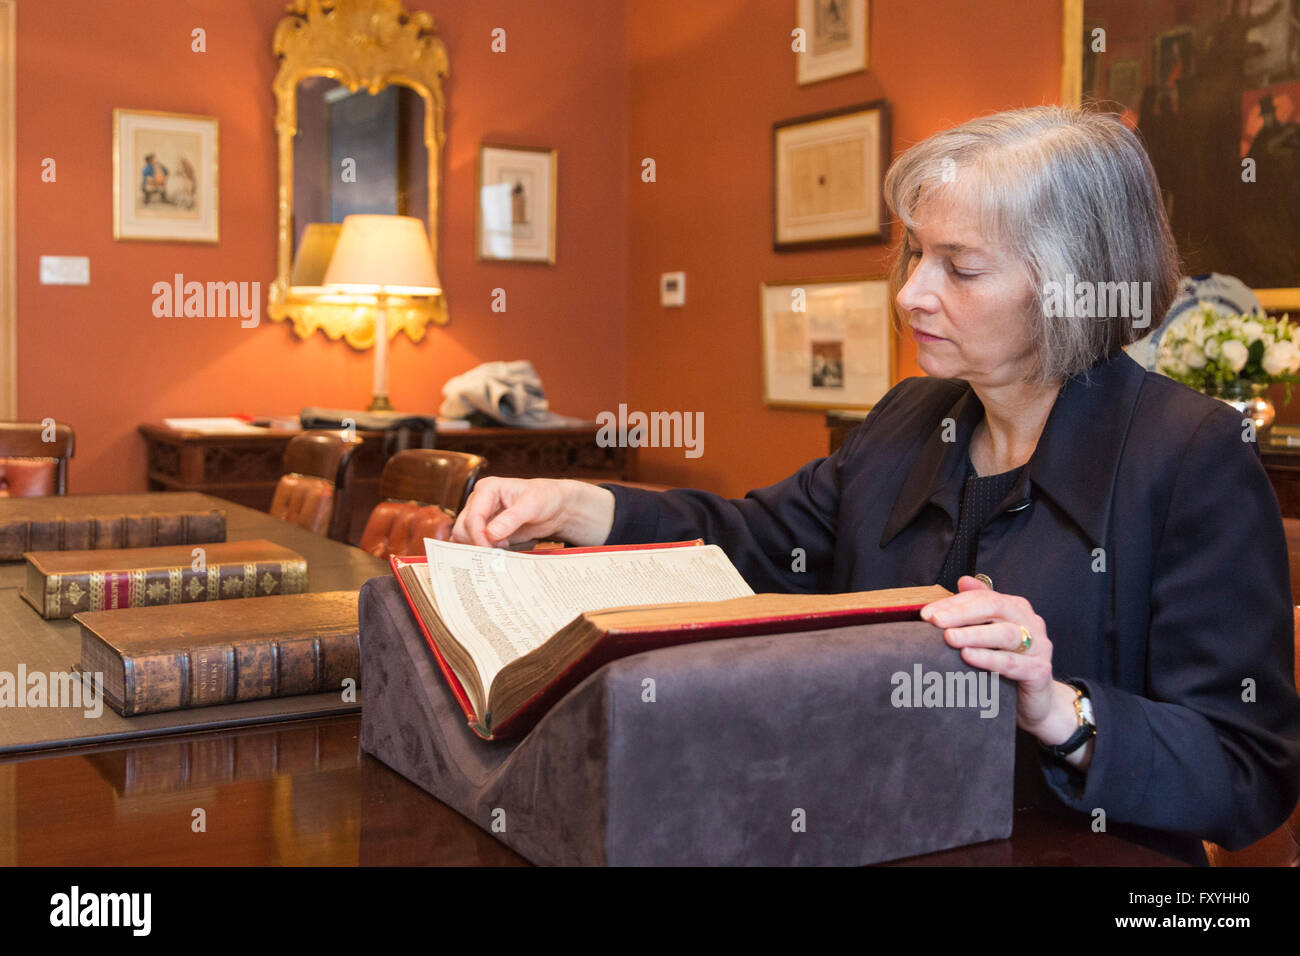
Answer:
[390, 554, 479, 726]
[389, 541, 707, 731]
[390, 543, 942, 740]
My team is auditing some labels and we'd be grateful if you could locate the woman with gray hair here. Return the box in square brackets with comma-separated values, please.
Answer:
[454, 106, 1300, 865]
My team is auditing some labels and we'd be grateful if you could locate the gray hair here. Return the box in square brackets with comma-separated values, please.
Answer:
[882, 106, 1180, 384]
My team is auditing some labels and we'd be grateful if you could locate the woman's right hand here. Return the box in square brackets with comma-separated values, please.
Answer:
[451, 477, 616, 549]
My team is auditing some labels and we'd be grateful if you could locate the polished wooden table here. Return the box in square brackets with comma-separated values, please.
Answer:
[0, 712, 1184, 866]
[0, 494, 1184, 865]
[0, 494, 388, 754]
[139, 421, 632, 543]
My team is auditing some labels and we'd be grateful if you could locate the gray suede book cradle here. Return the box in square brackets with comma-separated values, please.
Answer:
[358, 576, 1017, 866]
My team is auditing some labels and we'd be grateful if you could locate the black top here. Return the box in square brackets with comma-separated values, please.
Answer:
[601, 348, 1300, 866]
[936, 455, 1026, 592]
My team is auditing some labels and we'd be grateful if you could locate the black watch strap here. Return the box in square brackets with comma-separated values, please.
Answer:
[1040, 680, 1096, 759]
[1043, 722, 1095, 759]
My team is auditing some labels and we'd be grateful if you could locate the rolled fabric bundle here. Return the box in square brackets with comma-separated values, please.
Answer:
[439, 360, 592, 428]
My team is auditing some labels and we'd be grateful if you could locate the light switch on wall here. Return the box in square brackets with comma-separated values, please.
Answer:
[660, 271, 685, 307]
[39, 256, 90, 286]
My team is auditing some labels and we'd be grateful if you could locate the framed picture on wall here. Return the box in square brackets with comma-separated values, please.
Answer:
[1063, 0, 1300, 310]
[772, 101, 890, 251]
[112, 109, 219, 243]
[796, 0, 869, 85]
[760, 275, 894, 410]
[477, 144, 557, 264]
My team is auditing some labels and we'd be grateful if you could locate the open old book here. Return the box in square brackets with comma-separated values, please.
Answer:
[391, 539, 949, 740]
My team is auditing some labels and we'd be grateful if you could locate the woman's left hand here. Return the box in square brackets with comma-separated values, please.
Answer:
[920, 575, 1089, 764]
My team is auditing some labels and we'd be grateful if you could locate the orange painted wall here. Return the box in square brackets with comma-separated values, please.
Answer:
[13, 0, 1070, 499]
[625, 0, 1064, 496]
[14, 0, 628, 494]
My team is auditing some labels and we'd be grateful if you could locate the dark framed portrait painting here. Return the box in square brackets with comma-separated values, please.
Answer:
[1065, 0, 1300, 310]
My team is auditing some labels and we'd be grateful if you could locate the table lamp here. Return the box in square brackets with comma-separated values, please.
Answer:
[323, 214, 442, 411]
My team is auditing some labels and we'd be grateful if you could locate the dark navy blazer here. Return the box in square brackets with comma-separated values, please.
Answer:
[602, 349, 1300, 863]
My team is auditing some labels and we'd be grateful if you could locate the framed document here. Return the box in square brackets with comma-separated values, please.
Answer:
[772, 101, 890, 251]
[477, 144, 557, 264]
[760, 275, 894, 410]
[1062, 0, 1300, 310]
[113, 109, 219, 243]
[796, 0, 869, 85]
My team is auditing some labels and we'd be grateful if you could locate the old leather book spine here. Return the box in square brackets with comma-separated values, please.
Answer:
[34, 559, 308, 619]
[0, 509, 226, 559]
[116, 629, 360, 715]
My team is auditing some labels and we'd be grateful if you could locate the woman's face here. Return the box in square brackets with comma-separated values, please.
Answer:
[896, 189, 1042, 388]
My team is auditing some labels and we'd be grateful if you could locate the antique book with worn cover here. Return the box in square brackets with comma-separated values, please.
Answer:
[76, 590, 359, 716]
[392, 539, 949, 740]
[0, 493, 227, 560]
[21, 539, 307, 620]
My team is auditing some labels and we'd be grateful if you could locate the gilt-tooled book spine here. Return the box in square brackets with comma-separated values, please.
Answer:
[33, 560, 308, 620]
[113, 630, 359, 715]
[0, 509, 227, 560]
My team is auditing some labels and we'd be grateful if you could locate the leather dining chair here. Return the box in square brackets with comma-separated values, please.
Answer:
[360, 449, 487, 559]
[0, 422, 75, 497]
[268, 430, 360, 541]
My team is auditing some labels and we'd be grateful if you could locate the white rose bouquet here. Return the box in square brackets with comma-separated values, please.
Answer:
[1156, 302, 1299, 402]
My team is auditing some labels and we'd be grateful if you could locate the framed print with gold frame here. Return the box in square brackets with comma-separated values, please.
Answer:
[761, 275, 894, 410]
[796, 0, 869, 85]
[773, 101, 890, 251]
[112, 109, 218, 243]
[477, 144, 557, 264]
[1062, 0, 1300, 311]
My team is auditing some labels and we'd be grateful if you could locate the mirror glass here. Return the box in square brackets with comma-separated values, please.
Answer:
[290, 76, 430, 282]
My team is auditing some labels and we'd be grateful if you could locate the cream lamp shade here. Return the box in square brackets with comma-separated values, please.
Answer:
[322, 214, 442, 296]
[289, 222, 343, 287]
[320, 214, 441, 412]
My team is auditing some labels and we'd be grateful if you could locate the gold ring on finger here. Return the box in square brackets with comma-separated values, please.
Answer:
[1015, 625, 1032, 654]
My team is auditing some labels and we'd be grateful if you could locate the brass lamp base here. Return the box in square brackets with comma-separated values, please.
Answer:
[368, 394, 395, 412]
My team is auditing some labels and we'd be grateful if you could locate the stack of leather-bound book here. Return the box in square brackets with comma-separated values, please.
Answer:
[2, 495, 360, 717]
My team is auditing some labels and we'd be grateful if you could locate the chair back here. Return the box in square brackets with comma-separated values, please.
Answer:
[359, 502, 456, 559]
[359, 449, 487, 559]
[0, 422, 74, 497]
[378, 449, 487, 512]
[269, 431, 359, 540]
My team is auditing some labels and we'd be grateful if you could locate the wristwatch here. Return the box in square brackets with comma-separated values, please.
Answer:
[1040, 679, 1096, 759]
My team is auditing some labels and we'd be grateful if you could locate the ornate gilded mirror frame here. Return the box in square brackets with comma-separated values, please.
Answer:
[269, 0, 449, 349]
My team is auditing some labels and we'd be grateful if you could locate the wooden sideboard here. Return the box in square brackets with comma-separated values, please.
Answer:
[139, 422, 631, 543]
[827, 409, 1300, 519]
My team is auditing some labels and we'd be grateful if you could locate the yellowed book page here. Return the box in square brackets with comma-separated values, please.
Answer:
[423, 540, 754, 689]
